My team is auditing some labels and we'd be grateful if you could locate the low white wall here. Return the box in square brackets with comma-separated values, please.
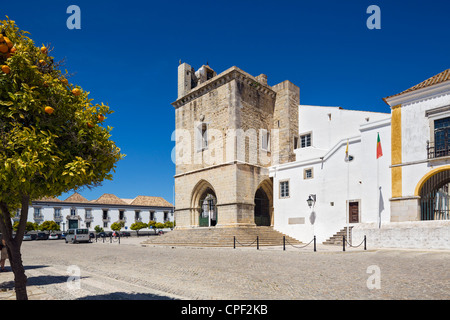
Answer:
[352, 221, 450, 250]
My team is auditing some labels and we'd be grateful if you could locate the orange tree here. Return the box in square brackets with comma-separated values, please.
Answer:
[0, 18, 124, 299]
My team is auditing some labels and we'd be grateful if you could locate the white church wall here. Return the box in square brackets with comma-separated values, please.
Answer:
[360, 118, 391, 224]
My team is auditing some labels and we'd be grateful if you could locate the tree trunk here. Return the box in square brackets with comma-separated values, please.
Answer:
[7, 241, 28, 300]
[0, 195, 30, 300]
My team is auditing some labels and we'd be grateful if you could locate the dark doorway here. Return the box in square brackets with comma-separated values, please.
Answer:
[254, 187, 270, 226]
[349, 202, 359, 223]
[199, 188, 217, 227]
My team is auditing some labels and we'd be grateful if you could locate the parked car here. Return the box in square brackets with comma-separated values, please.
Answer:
[65, 228, 90, 244]
[23, 234, 32, 241]
[61, 233, 66, 239]
[48, 233, 59, 240]
[97, 232, 107, 238]
[120, 231, 131, 237]
[89, 233, 95, 239]
[36, 232, 48, 240]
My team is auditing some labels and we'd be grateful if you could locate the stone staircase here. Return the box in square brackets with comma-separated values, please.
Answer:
[323, 226, 353, 245]
[142, 226, 302, 247]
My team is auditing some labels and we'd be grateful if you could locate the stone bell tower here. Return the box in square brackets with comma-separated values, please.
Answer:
[172, 62, 299, 229]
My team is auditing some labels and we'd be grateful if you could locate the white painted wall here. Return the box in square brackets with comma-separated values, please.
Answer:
[271, 105, 391, 243]
[401, 92, 450, 196]
[360, 118, 391, 225]
[298, 105, 389, 153]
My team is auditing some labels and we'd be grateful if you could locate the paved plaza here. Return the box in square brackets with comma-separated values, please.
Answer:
[0, 236, 449, 300]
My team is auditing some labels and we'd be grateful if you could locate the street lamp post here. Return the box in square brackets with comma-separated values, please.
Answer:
[307, 194, 316, 239]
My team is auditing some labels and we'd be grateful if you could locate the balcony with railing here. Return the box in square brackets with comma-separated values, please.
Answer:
[427, 141, 450, 160]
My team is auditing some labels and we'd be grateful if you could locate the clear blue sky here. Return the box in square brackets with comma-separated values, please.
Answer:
[2, 0, 449, 204]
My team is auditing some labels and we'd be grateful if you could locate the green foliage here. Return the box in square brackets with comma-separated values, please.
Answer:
[164, 221, 174, 229]
[155, 222, 165, 229]
[110, 221, 124, 231]
[130, 221, 147, 231]
[94, 225, 103, 233]
[0, 18, 124, 212]
[39, 220, 60, 231]
[26, 221, 36, 231]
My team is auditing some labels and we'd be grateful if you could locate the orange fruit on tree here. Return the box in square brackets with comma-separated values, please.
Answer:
[1, 65, 10, 74]
[10, 47, 16, 54]
[87, 122, 94, 128]
[98, 114, 105, 122]
[0, 35, 4, 42]
[44, 106, 54, 114]
[41, 46, 48, 54]
[0, 44, 8, 53]
[72, 88, 81, 96]
[3, 37, 13, 48]
[39, 59, 46, 65]
[60, 77, 68, 85]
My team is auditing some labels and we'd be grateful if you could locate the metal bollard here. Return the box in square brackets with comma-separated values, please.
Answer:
[233, 236, 236, 249]
[343, 235, 346, 252]
[364, 235, 367, 250]
[257, 236, 259, 250]
[314, 236, 316, 252]
[283, 236, 285, 251]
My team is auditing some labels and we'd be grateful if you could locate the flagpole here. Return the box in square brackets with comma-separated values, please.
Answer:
[377, 132, 381, 228]
[376, 132, 383, 228]
[346, 139, 350, 244]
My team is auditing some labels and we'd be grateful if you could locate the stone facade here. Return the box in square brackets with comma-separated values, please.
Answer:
[172, 63, 298, 228]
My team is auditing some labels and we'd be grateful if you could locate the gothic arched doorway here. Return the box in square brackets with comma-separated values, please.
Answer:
[254, 187, 271, 226]
[419, 169, 450, 221]
[199, 189, 217, 227]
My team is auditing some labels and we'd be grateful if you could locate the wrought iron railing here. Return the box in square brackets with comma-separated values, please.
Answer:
[427, 141, 450, 159]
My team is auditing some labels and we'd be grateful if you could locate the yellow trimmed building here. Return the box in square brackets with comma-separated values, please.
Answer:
[353, 69, 450, 248]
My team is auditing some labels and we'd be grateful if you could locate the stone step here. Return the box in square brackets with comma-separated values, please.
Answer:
[323, 226, 353, 245]
[142, 226, 302, 247]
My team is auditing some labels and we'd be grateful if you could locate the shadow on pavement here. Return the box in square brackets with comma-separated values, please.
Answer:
[76, 291, 178, 300]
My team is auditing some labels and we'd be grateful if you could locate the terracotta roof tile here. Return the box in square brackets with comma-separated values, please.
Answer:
[92, 193, 127, 205]
[130, 196, 173, 207]
[35, 196, 62, 202]
[64, 192, 89, 203]
[384, 69, 450, 101]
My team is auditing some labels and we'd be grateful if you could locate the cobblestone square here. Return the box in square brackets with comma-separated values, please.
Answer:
[1, 237, 449, 300]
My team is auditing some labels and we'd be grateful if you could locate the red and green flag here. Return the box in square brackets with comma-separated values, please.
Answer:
[376, 133, 383, 159]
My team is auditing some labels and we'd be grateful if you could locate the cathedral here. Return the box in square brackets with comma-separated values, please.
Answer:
[171, 63, 450, 249]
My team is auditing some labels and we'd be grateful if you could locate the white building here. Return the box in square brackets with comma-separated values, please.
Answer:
[16, 192, 174, 232]
[270, 106, 391, 243]
[271, 69, 450, 249]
